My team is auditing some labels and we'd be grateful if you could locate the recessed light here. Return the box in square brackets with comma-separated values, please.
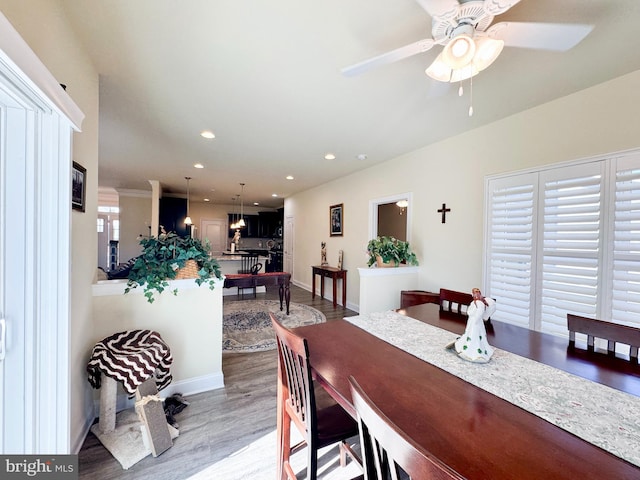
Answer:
[194, 163, 204, 169]
[253, 202, 260, 206]
[204, 198, 210, 202]
[286, 175, 294, 180]
[200, 130, 215, 139]
[324, 153, 336, 160]
[272, 193, 278, 197]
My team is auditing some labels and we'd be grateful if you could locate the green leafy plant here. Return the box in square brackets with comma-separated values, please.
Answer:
[125, 232, 222, 303]
[366, 236, 419, 267]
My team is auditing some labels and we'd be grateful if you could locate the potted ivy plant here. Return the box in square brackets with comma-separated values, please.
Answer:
[125, 231, 222, 303]
[366, 236, 419, 267]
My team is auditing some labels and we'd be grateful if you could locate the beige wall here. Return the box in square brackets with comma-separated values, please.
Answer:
[287, 70, 640, 310]
[0, 0, 100, 452]
[92, 280, 224, 388]
[118, 194, 152, 262]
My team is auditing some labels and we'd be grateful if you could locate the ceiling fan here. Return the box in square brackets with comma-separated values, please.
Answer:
[341, 0, 593, 83]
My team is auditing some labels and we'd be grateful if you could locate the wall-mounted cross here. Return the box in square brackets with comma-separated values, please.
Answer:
[437, 203, 451, 223]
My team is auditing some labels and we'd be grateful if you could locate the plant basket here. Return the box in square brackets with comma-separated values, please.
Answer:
[175, 259, 199, 279]
[376, 255, 397, 268]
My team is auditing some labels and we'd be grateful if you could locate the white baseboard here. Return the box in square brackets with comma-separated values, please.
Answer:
[292, 279, 359, 312]
[72, 402, 98, 454]
[106, 372, 226, 413]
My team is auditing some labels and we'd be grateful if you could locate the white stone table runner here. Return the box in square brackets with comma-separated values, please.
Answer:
[346, 311, 640, 467]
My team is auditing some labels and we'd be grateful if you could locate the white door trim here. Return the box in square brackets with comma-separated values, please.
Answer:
[0, 12, 82, 454]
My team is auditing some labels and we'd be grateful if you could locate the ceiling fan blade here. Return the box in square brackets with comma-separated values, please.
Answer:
[488, 22, 594, 51]
[414, 0, 459, 21]
[341, 38, 435, 77]
[482, 0, 522, 17]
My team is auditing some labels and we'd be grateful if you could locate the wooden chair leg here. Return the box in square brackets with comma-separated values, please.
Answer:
[308, 439, 318, 480]
[339, 441, 362, 470]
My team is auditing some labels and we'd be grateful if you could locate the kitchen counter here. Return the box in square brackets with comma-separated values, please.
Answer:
[215, 251, 269, 262]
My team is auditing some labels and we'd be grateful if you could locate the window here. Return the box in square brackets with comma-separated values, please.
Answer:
[112, 219, 120, 241]
[484, 151, 640, 336]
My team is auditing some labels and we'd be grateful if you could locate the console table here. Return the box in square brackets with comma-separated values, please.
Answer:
[224, 272, 291, 314]
[311, 265, 346, 308]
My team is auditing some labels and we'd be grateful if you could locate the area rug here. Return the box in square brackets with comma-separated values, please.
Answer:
[223, 300, 326, 353]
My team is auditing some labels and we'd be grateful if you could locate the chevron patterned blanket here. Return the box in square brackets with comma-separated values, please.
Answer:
[87, 329, 173, 395]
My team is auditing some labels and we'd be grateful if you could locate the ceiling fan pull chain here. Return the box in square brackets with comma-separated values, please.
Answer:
[458, 81, 464, 97]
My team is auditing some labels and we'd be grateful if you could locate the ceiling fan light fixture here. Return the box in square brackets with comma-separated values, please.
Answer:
[441, 34, 476, 70]
[473, 37, 504, 71]
[425, 53, 452, 82]
[450, 63, 478, 83]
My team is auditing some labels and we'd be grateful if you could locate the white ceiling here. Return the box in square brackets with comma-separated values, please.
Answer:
[61, 0, 640, 209]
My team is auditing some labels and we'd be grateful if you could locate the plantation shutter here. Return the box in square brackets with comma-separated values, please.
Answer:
[610, 154, 640, 329]
[485, 174, 536, 329]
[538, 163, 603, 335]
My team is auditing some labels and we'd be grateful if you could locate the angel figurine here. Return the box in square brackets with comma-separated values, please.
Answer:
[452, 288, 497, 363]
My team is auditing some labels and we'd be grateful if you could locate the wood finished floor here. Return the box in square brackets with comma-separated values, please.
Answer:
[78, 284, 359, 480]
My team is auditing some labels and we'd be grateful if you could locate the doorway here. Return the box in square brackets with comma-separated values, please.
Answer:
[201, 219, 228, 255]
[284, 215, 294, 274]
[369, 192, 412, 241]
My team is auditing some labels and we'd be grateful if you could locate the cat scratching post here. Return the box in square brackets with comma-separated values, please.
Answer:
[98, 375, 118, 434]
[135, 378, 173, 456]
[87, 329, 176, 468]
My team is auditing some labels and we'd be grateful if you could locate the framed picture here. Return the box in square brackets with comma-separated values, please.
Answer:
[72, 161, 86, 212]
[330, 203, 343, 236]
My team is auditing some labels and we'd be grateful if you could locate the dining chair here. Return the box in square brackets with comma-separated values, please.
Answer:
[567, 313, 640, 362]
[439, 289, 473, 316]
[271, 315, 361, 480]
[348, 376, 466, 480]
[400, 290, 440, 309]
[237, 253, 261, 297]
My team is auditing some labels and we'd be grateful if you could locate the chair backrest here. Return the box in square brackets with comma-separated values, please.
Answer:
[439, 289, 473, 315]
[400, 290, 440, 309]
[271, 314, 316, 438]
[239, 253, 261, 274]
[567, 313, 640, 362]
[349, 376, 465, 480]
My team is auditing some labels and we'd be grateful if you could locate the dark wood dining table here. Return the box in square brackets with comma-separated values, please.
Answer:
[223, 271, 291, 314]
[293, 303, 640, 480]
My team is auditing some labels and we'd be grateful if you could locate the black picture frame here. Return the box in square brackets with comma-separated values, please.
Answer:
[330, 203, 343, 237]
[72, 161, 86, 212]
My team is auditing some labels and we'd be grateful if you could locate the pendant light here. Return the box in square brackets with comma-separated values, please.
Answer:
[184, 176, 193, 227]
[238, 183, 246, 227]
[230, 196, 238, 229]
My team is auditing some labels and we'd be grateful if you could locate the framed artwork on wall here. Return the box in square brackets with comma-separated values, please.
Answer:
[72, 161, 86, 212]
[330, 203, 343, 236]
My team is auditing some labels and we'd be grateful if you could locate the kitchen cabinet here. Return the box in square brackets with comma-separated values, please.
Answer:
[160, 197, 188, 236]
[258, 211, 283, 238]
[228, 214, 259, 238]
